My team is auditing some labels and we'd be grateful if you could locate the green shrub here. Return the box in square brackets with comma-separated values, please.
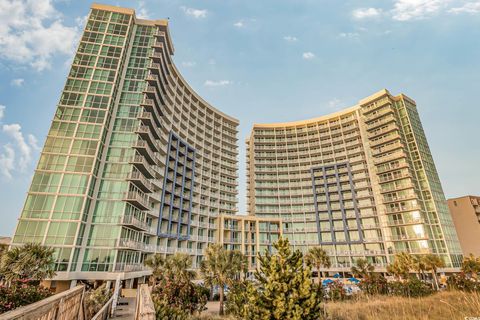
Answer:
[83, 284, 113, 319]
[359, 274, 388, 295]
[224, 280, 248, 317]
[151, 276, 207, 318]
[388, 278, 433, 297]
[447, 273, 480, 292]
[326, 281, 348, 301]
[152, 295, 190, 320]
[0, 284, 52, 314]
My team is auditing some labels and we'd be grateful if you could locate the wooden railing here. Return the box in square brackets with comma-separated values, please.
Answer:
[91, 296, 115, 320]
[0, 285, 85, 320]
[135, 284, 155, 320]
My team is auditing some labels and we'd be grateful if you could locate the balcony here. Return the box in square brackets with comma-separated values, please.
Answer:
[373, 151, 407, 165]
[120, 214, 149, 231]
[130, 155, 154, 178]
[124, 191, 151, 210]
[114, 263, 149, 272]
[127, 171, 152, 193]
[135, 125, 160, 152]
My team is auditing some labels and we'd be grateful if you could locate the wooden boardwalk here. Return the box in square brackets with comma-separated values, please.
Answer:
[112, 297, 136, 319]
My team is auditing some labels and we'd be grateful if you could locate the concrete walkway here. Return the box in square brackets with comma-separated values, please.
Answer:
[112, 297, 136, 319]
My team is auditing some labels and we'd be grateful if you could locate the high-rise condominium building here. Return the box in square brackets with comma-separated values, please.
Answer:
[10, 3, 250, 288]
[447, 196, 480, 257]
[247, 89, 463, 271]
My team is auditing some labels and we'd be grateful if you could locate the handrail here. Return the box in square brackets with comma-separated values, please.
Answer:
[91, 295, 115, 320]
[135, 284, 155, 320]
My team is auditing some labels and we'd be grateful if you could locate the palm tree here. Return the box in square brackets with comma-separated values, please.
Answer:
[166, 252, 196, 280]
[462, 254, 480, 279]
[144, 254, 166, 285]
[412, 255, 428, 280]
[200, 244, 247, 316]
[423, 254, 445, 290]
[387, 252, 414, 280]
[305, 247, 331, 282]
[350, 258, 374, 279]
[0, 243, 55, 287]
[144, 253, 194, 285]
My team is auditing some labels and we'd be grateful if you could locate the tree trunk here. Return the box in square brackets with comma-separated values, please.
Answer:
[432, 271, 439, 291]
[219, 285, 225, 316]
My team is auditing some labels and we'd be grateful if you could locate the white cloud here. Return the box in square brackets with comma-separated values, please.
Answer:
[180, 6, 207, 19]
[10, 78, 24, 87]
[3, 123, 34, 171]
[0, 105, 5, 121]
[339, 32, 360, 38]
[283, 35, 298, 42]
[391, 0, 450, 21]
[0, 0, 80, 71]
[302, 52, 315, 59]
[353, 7, 383, 19]
[449, 1, 480, 14]
[233, 20, 244, 28]
[136, 1, 149, 19]
[327, 98, 343, 110]
[204, 80, 231, 87]
[208, 59, 216, 65]
[181, 61, 196, 67]
[0, 144, 15, 179]
[0, 106, 40, 179]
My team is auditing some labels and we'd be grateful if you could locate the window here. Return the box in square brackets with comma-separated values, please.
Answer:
[52, 196, 84, 220]
[69, 67, 94, 80]
[55, 107, 81, 122]
[77, 42, 100, 55]
[38, 154, 67, 171]
[92, 69, 116, 82]
[45, 222, 78, 245]
[44, 137, 72, 153]
[81, 109, 106, 124]
[21, 195, 55, 219]
[73, 53, 96, 67]
[64, 79, 89, 93]
[85, 95, 110, 109]
[59, 174, 89, 195]
[13, 220, 47, 243]
[30, 172, 62, 193]
[88, 81, 112, 95]
[59, 92, 84, 106]
[76, 124, 102, 139]
[50, 121, 77, 137]
[71, 140, 98, 156]
[65, 156, 94, 173]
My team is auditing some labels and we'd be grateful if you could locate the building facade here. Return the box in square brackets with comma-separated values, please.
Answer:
[11, 4, 252, 286]
[247, 89, 463, 270]
[447, 196, 480, 256]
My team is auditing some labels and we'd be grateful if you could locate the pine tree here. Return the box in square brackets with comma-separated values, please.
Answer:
[244, 237, 323, 320]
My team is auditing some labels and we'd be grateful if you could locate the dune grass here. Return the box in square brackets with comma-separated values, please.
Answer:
[325, 290, 480, 320]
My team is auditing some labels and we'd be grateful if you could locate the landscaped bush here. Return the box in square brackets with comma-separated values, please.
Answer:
[387, 278, 434, 297]
[224, 280, 248, 317]
[83, 284, 113, 319]
[359, 274, 388, 295]
[151, 277, 207, 318]
[326, 281, 348, 301]
[447, 273, 480, 292]
[0, 284, 52, 314]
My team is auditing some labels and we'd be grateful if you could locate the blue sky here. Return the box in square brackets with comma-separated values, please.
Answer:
[0, 0, 479, 236]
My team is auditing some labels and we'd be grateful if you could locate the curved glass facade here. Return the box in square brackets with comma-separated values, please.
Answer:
[247, 90, 462, 269]
[12, 4, 239, 281]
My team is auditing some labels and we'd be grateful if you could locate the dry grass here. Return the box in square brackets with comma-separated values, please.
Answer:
[326, 291, 480, 320]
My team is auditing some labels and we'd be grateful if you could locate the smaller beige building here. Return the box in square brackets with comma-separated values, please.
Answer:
[447, 196, 480, 256]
